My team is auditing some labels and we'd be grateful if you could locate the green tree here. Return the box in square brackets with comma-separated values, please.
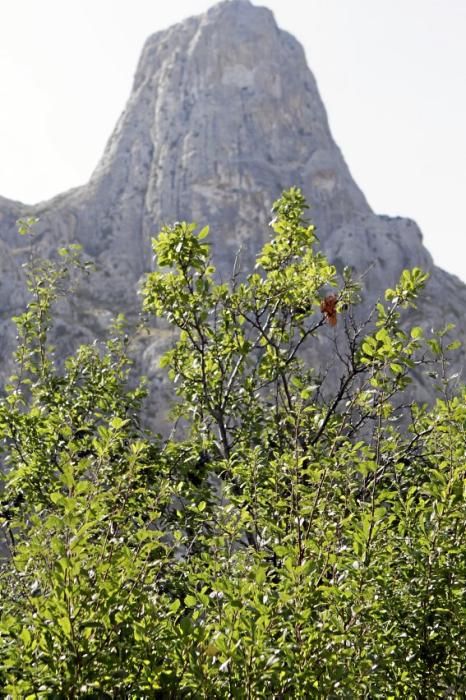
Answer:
[1, 191, 465, 698]
[0, 224, 175, 696]
[142, 188, 466, 697]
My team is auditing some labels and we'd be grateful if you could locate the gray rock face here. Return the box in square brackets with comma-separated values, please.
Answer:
[0, 0, 464, 416]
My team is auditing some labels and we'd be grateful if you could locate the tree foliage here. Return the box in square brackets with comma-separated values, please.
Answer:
[1, 192, 465, 697]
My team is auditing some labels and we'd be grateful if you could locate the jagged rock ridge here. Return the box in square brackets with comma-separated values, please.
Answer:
[0, 0, 464, 417]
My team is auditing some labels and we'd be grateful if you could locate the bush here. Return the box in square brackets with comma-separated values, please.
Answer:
[1, 192, 465, 697]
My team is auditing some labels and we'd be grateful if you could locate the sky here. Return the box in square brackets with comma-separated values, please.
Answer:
[1, 0, 465, 280]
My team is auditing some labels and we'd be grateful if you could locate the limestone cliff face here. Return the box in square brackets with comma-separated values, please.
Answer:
[0, 0, 464, 412]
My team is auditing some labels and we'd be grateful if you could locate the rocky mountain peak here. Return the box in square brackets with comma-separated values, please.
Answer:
[0, 1, 464, 415]
[93, 0, 370, 244]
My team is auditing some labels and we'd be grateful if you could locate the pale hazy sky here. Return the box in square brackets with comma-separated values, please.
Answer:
[1, 1, 465, 280]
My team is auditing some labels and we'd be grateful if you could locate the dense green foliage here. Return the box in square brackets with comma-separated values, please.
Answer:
[1, 192, 465, 697]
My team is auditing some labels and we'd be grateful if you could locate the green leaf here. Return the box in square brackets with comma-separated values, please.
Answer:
[255, 567, 267, 585]
[170, 599, 181, 613]
[58, 616, 72, 638]
[410, 326, 423, 339]
[20, 627, 32, 647]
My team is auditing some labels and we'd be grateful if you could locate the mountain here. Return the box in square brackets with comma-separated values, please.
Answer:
[0, 0, 464, 420]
